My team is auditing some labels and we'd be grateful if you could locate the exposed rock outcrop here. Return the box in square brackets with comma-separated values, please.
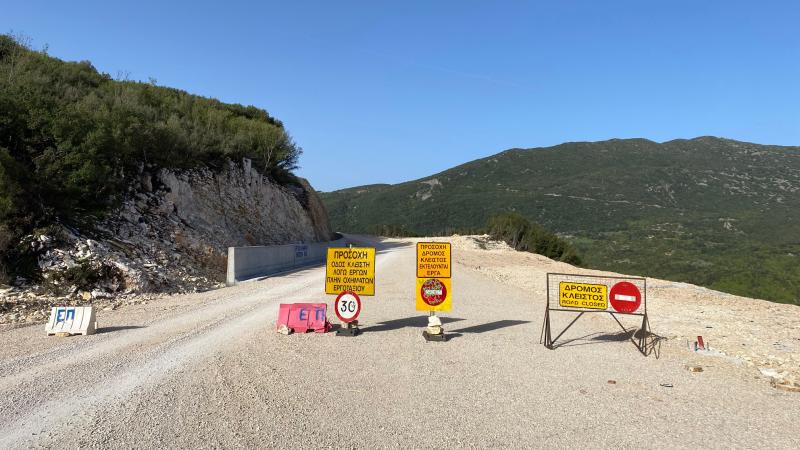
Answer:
[0, 160, 332, 323]
[293, 177, 334, 242]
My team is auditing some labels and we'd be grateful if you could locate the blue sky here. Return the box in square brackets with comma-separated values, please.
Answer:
[3, 1, 799, 191]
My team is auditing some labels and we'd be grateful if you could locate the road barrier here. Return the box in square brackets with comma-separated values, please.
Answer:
[226, 235, 347, 285]
[540, 273, 655, 356]
[45, 306, 97, 336]
[276, 303, 331, 333]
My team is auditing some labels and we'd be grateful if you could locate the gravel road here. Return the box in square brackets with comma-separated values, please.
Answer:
[0, 236, 797, 449]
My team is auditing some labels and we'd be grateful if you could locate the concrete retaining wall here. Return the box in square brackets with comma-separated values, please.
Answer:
[226, 236, 347, 285]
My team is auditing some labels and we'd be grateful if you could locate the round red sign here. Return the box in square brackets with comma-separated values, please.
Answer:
[609, 281, 642, 313]
[334, 291, 361, 323]
[420, 278, 447, 306]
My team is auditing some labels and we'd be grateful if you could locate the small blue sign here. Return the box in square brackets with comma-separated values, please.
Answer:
[56, 307, 75, 323]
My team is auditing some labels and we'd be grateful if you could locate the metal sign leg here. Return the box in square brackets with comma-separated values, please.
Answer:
[549, 312, 584, 348]
[610, 312, 650, 356]
[637, 313, 652, 356]
[540, 306, 549, 344]
[541, 308, 553, 349]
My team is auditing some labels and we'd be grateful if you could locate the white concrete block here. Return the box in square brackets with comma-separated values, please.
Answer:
[45, 306, 97, 336]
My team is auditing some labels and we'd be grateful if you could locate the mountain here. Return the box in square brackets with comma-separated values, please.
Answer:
[320, 137, 800, 304]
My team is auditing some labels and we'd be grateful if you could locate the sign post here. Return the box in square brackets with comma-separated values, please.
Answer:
[416, 242, 452, 341]
[540, 273, 654, 356]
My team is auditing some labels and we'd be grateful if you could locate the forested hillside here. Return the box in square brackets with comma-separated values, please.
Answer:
[0, 35, 304, 282]
[321, 138, 800, 304]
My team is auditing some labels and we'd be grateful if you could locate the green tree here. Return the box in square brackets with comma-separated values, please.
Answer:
[488, 213, 582, 265]
[0, 34, 306, 282]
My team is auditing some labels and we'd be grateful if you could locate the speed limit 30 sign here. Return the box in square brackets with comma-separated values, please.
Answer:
[334, 291, 362, 323]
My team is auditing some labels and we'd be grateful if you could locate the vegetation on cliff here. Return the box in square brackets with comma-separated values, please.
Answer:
[0, 34, 302, 282]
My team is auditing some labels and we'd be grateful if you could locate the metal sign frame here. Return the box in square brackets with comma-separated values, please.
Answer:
[540, 272, 654, 356]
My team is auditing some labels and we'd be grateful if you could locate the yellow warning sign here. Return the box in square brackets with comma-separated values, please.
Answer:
[559, 281, 608, 310]
[417, 242, 451, 278]
[415, 277, 452, 312]
[325, 247, 376, 296]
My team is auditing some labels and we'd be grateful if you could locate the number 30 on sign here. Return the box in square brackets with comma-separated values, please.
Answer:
[335, 291, 361, 323]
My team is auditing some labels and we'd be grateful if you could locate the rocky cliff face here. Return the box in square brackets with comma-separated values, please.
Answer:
[1, 160, 332, 322]
[129, 159, 331, 251]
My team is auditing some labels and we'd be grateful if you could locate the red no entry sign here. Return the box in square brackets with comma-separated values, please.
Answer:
[420, 278, 447, 306]
[334, 291, 361, 323]
[609, 281, 642, 313]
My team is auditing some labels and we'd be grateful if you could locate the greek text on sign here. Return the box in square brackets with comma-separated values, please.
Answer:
[559, 281, 608, 310]
[326, 247, 376, 296]
[417, 242, 451, 278]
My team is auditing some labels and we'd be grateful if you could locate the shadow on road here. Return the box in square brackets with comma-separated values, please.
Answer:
[449, 320, 531, 334]
[552, 329, 665, 358]
[591, 330, 636, 342]
[361, 315, 465, 333]
[552, 331, 627, 348]
[344, 234, 414, 255]
[443, 332, 463, 341]
[97, 325, 145, 334]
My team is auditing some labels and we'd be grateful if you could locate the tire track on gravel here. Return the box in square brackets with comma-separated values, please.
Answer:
[0, 266, 327, 447]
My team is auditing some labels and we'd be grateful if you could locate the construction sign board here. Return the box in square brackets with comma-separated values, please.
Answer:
[549, 274, 644, 314]
[415, 277, 452, 312]
[559, 281, 608, 310]
[325, 247, 376, 296]
[416, 242, 451, 278]
[541, 273, 654, 356]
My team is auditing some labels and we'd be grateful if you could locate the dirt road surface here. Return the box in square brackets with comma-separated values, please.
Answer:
[1, 235, 798, 448]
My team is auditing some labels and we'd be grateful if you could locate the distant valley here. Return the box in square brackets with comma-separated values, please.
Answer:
[320, 137, 800, 304]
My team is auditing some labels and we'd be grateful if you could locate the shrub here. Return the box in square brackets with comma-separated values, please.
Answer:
[43, 259, 125, 296]
[0, 34, 303, 282]
[371, 224, 419, 237]
[488, 213, 582, 265]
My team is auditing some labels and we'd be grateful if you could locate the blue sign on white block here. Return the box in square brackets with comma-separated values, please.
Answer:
[46, 306, 97, 336]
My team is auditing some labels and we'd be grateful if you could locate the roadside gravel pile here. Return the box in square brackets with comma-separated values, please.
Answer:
[0, 223, 218, 326]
